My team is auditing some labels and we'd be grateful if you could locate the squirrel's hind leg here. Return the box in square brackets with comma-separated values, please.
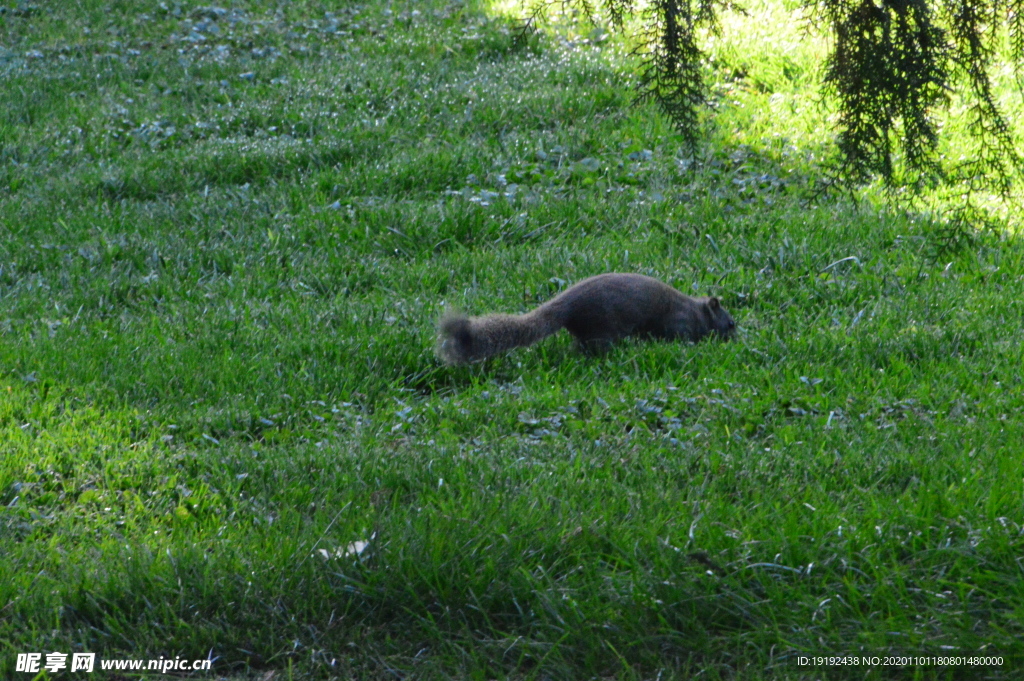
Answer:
[573, 335, 618, 355]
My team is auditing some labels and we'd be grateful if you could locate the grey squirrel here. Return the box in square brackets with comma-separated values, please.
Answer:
[437, 273, 735, 364]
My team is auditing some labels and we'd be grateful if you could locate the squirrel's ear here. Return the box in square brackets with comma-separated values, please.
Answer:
[708, 297, 720, 310]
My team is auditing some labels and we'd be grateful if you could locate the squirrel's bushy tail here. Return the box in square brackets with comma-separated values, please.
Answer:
[437, 310, 559, 365]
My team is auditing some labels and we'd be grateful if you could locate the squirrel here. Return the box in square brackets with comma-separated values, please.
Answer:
[437, 272, 736, 365]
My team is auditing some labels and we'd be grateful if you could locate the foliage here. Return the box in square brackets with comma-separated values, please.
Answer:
[525, 0, 1024, 196]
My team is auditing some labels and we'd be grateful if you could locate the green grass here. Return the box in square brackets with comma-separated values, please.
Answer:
[2, 0, 1023, 678]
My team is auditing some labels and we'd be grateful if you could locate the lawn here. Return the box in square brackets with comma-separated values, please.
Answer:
[1, 0, 1022, 678]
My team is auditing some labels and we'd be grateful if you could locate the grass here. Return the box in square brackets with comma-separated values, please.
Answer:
[1, 0, 1023, 678]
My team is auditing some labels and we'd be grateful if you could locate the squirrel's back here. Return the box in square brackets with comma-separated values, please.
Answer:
[437, 272, 735, 364]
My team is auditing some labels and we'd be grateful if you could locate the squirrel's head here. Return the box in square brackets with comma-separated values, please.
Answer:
[704, 297, 736, 340]
[665, 297, 736, 342]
